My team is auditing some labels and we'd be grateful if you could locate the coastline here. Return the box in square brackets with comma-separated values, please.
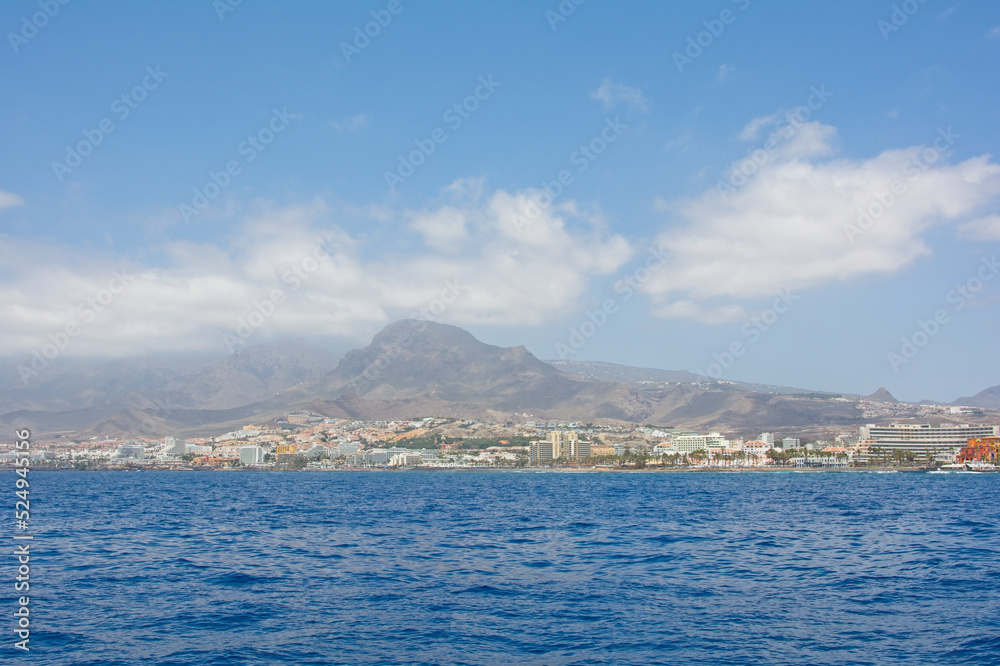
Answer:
[6, 465, 974, 474]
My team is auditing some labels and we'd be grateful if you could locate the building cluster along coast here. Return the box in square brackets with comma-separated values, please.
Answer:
[4, 414, 998, 472]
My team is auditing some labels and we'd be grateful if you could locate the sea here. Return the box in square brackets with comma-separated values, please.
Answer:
[8, 470, 1000, 665]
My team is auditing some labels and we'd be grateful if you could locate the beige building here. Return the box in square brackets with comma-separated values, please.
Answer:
[530, 431, 591, 465]
[589, 444, 615, 457]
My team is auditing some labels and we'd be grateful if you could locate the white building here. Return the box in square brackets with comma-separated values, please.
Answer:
[389, 452, 423, 467]
[860, 423, 1000, 456]
[304, 445, 334, 460]
[741, 441, 770, 458]
[653, 442, 677, 456]
[673, 433, 728, 453]
[336, 440, 361, 457]
[346, 448, 409, 466]
[116, 444, 146, 459]
[163, 436, 186, 455]
[239, 446, 264, 465]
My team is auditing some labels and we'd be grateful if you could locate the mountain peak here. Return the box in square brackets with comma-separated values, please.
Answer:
[866, 387, 898, 403]
[370, 319, 480, 349]
[315, 319, 585, 410]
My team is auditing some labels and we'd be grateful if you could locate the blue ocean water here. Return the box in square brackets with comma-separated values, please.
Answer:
[8, 470, 1000, 665]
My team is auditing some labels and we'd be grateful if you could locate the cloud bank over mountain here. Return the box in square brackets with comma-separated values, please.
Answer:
[0, 184, 631, 358]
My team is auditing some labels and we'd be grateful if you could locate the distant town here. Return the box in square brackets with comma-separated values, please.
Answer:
[4, 395, 998, 472]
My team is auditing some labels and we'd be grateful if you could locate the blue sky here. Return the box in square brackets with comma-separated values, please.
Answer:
[2, 0, 999, 403]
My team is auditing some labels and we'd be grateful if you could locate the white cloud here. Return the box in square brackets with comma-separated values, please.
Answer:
[328, 113, 369, 133]
[0, 185, 631, 357]
[959, 214, 1000, 240]
[409, 206, 469, 251]
[589, 79, 650, 114]
[0, 190, 25, 210]
[655, 300, 746, 324]
[444, 176, 486, 202]
[717, 64, 735, 81]
[989, 25, 1000, 39]
[738, 113, 782, 141]
[643, 121, 1000, 322]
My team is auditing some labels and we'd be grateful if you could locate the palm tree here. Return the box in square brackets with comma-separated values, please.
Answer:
[635, 450, 649, 469]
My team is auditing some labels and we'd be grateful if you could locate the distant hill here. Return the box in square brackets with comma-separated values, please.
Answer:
[149, 339, 339, 410]
[545, 360, 702, 384]
[6, 320, 991, 438]
[278, 320, 866, 430]
[0, 353, 216, 414]
[866, 387, 898, 403]
[547, 359, 831, 396]
[282, 319, 599, 416]
[0, 340, 339, 438]
[953, 384, 1000, 410]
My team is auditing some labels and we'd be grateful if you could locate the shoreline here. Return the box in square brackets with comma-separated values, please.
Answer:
[6, 465, 987, 474]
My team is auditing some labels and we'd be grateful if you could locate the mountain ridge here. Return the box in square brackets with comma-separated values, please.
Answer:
[953, 385, 1000, 410]
[1, 320, 996, 437]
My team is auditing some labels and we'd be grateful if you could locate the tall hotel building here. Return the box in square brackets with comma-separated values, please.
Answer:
[529, 431, 591, 465]
[860, 423, 1000, 455]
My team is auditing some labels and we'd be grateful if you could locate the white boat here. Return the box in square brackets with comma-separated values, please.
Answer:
[929, 462, 990, 473]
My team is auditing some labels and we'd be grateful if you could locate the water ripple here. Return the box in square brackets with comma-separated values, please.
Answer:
[10, 470, 1000, 665]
